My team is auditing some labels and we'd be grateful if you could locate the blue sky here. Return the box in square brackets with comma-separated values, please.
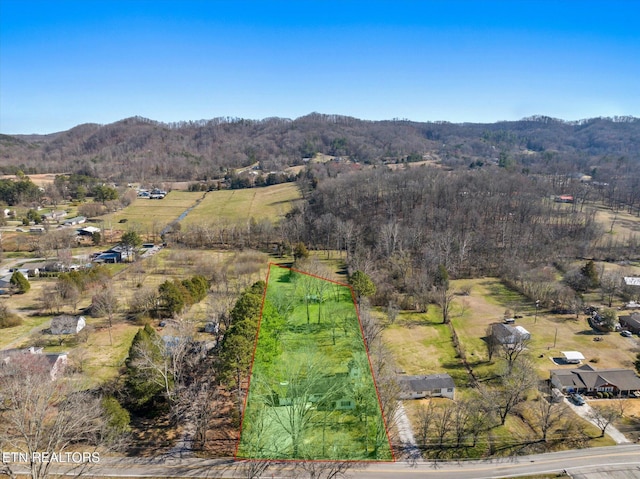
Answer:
[1, 0, 639, 134]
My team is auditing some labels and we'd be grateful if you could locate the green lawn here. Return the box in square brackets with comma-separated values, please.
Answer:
[237, 264, 393, 461]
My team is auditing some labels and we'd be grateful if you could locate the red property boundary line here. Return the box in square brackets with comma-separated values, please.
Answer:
[233, 262, 396, 463]
[233, 263, 271, 460]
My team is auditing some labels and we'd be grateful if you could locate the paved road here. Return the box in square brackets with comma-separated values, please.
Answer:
[6, 445, 640, 479]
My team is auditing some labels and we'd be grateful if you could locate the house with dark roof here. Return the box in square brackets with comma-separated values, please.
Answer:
[93, 245, 132, 263]
[550, 364, 640, 397]
[50, 315, 86, 335]
[398, 373, 455, 400]
[619, 313, 640, 334]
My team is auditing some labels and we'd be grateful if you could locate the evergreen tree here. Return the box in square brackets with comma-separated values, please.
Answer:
[434, 264, 450, 289]
[218, 281, 265, 408]
[581, 260, 599, 288]
[158, 280, 187, 316]
[125, 324, 166, 412]
[349, 270, 376, 301]
[293, 242, 309, 261]
[10, 271, 30, 294]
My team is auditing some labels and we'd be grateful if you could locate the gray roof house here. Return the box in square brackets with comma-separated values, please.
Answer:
[1, 347, 68, 380]
[490, 323, 531, 345]
[50, 315, 86, 335]
[550, 364, 640, 396]
[619, 313, 640, 334]
[398, 373, 455, 400]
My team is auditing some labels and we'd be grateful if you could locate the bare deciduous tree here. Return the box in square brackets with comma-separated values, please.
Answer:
[0, 355, 110, 479]
[480, 358, 538, 426]
[91, 286, 119, 346]
[588, 401, 624, 438]
[532, 387, 569, 442]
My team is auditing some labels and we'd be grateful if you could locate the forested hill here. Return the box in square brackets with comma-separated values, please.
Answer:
[1, 113, 639, 181]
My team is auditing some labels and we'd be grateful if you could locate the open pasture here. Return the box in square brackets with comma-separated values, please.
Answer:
[182, 183, 301, 226]
[100, 191, 200, 232]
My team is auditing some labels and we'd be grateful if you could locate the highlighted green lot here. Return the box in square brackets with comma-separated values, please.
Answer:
[236, 264, 393, 461]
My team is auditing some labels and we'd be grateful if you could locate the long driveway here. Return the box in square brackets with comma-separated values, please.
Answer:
[563, 397, 631, 444]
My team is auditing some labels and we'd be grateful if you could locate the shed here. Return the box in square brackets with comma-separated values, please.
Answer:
[562, 351, 586, 364]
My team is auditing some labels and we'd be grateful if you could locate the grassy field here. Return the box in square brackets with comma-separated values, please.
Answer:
[382, 311, 467, 384]
[592, 203, 640, 238]
[181, 183, 301, 226]
[238, 264, 393, 461]
[448, 278, 639, 378]
[94, 183, 301, 237]
[99, 190, 201, 233]
[383, 277, 639, 385]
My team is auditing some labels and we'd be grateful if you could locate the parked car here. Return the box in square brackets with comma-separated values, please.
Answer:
[571, 393, 586, 405]
[621, 330, 633, 337]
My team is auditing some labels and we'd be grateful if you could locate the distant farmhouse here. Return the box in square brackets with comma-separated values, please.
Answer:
[93, 245, 132, 263]
[623, 277, 640, 303]
[398, 373, 455, 400]
[62, 215, 86, 226]
[551, 364, 640, 397]
[624, 277, 640, 287]
[42, 210, 67, 223]
[50, 315, 86, 335]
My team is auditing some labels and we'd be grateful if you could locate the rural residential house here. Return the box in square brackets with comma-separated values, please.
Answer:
[398, 373, 456, 400]
[550, 364, 640, 397]
[619, 313, 640, 334]
[270, 375, 356, 410]
[490, 323, 531, 346]
[93, 245, 131, 263]
[50, 315, 86, 335]
[1, 347, 68, 380]
[62, 216, 87, 226]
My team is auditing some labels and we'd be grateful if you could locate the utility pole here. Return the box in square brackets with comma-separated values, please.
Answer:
[535, 300, 540, 324]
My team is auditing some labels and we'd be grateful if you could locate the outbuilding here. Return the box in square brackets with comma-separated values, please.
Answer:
[562, 351, 586, 364]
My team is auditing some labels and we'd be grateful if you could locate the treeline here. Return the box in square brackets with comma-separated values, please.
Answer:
[1, 114, 639, 184]
[280, 168, 601, 303]
[217, 281, 265, 410]
[0, 176, 41, 205]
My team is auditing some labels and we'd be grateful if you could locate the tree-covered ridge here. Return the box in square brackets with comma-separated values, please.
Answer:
[1, 113, 638, 182]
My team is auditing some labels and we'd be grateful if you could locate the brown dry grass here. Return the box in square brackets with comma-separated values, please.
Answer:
[449, 278, 640, 379]
[592, 204, 640, 238]
[0, 173, 58, 186]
